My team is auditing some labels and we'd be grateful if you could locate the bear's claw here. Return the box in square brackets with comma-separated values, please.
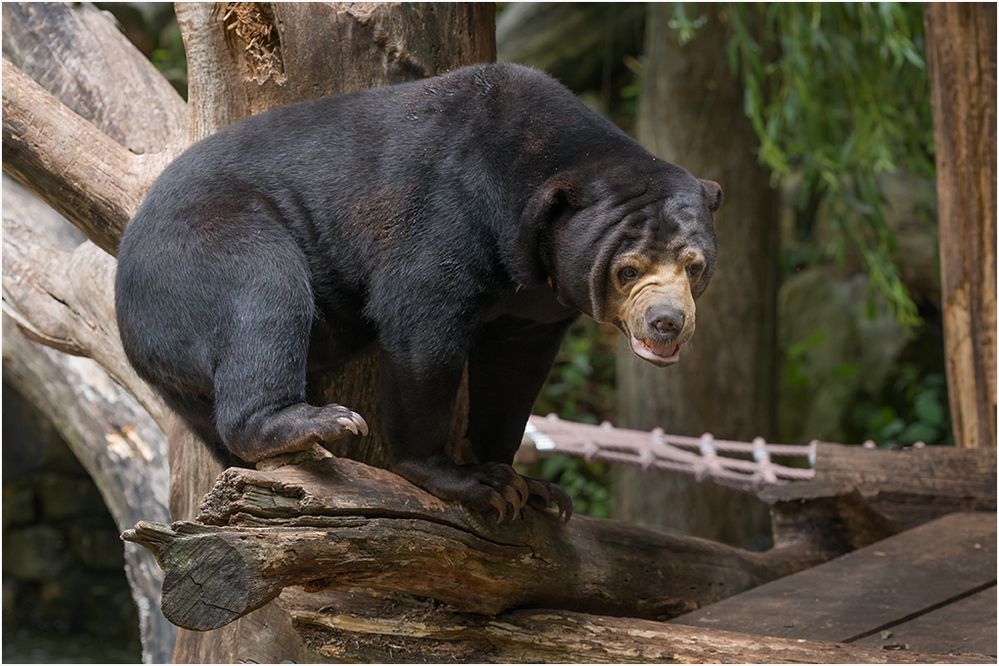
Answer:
[525, 478, 573, 523]
[391, 458, 572, 524]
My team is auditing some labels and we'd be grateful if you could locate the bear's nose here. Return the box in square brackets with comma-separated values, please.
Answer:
[646, 305, 684, 339]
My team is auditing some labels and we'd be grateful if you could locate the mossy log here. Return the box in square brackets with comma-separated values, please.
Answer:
[123, 450, 820, 632]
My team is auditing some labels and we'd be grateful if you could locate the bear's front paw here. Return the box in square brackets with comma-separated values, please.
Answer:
[392, 458, 573, 523]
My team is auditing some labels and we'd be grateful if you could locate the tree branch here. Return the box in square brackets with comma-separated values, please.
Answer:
[1, 177, 167, 426]
[2, 319, 174, 663]
[2, 2, 186, 154]
[1, 59, 152, 253]
[283, 588, 980, 663]
[124, 452, 820, 632]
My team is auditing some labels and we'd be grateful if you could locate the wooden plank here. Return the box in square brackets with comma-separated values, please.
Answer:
[854, 586, 997, 657]
[671, 512, 996, 643]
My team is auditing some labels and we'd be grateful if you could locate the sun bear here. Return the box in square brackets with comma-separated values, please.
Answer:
[115, 63, 721, 522]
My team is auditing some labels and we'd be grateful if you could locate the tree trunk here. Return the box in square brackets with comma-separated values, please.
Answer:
[614, 4, 779, 548]
[3, 2, 494, 662]
[924, 3, 997, 450]
[165, 3, 495, 661]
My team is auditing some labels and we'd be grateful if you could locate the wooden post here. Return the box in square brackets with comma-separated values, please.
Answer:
[925, 3, 997, 449]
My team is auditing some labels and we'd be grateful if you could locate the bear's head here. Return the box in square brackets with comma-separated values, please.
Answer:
[519, 157, 721, 367]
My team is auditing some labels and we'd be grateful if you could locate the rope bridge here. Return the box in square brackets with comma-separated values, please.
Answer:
[517, 413, 817, 493]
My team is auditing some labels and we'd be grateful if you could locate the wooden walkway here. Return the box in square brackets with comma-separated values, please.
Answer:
[671, 512, 997, 660]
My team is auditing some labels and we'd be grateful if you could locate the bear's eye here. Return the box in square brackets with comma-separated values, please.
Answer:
[686, 262, 704, 280]
[618, 266, 640, 283]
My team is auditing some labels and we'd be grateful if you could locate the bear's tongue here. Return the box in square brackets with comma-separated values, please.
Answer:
[630, 336, 681, 366]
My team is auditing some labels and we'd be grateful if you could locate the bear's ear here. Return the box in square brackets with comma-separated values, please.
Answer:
[700, 179, 723, 213]
[514, 179, 579, 283]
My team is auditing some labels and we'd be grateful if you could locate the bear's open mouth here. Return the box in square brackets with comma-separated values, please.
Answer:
[630, 336, 681, 367]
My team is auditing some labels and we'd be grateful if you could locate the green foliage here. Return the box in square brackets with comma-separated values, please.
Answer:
[694, 4, 935, 327]
[848, 366, 952, 446]
[668, 5, 707, 46]
[529, 318, 617, 516]
[844, 316, 953, 446]
[534, 318, 617, 424]
[533, 455, 613, 518]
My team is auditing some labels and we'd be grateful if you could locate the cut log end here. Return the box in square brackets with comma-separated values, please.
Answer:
[123, 520, 280, 631]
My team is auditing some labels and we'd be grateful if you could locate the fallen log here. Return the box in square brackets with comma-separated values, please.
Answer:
[123, 449, 820, 632]
[280, 587, 983, 663]
[763, 442, 997, 552]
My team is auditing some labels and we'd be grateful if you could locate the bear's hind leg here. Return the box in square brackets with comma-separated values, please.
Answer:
[210, 252, 367, 464]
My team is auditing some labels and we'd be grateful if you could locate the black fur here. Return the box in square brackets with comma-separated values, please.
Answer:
[115, 63, 718, 515]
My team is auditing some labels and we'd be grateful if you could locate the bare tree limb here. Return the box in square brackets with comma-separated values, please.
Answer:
[2, 2, 186, 153]
[283, 588, 981, 664]
[2, 176, 167, 427]
[1, 59, 153, 253]
[2, 319, 173, 663]
[124, 453, 823, 632]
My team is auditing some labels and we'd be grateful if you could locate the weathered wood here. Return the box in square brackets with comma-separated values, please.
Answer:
[925, 3, 997, 449]
[854, 585, 997, 657]
[2, 182, 167, 426]
[2, 2, 186, 153]
[672, 513, 996, 645]
[1, 59, 152, 254]
[123, 452, 820, 632]
[282, 588, 982, 663]
[1, 5, 188, 656]
[179, 2, 494, 141]
[763, 443, 997, 553]
[2, 316, 173, 663]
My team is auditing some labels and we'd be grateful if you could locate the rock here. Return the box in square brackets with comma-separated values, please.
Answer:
[778, 268, 907, 443]
[3, 381, 90, 483]
[2, 525, 69, 580]
[806, 171, 940, 305]
[70, 523, 126, 571]
[37, 474, 106, 521]
[3, 481, 36, 526]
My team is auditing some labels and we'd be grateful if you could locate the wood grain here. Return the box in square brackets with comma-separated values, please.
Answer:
[672, 512, 996, 644]
[283, 588, 985, 663]
[925, 3, 997, 449]
[854, 585, 997, 657]
[125, 454, 818, 632]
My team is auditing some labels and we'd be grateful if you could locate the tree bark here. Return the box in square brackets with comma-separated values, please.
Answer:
[1, 60, 168, 255]
[614, 4, 779, 548]
[1, 2, 186, 153]
[167, 3, 495, 661]
[2, 3, 495, 661]
[281, 587, 978, 663]
[3, 320, 174, 663]
[2, 3, 187, 655]
[2, 178, 174, 663]
[761, 442, 997, 554]
[123, 453, 819, 633]
[924, 3, 997, 449]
